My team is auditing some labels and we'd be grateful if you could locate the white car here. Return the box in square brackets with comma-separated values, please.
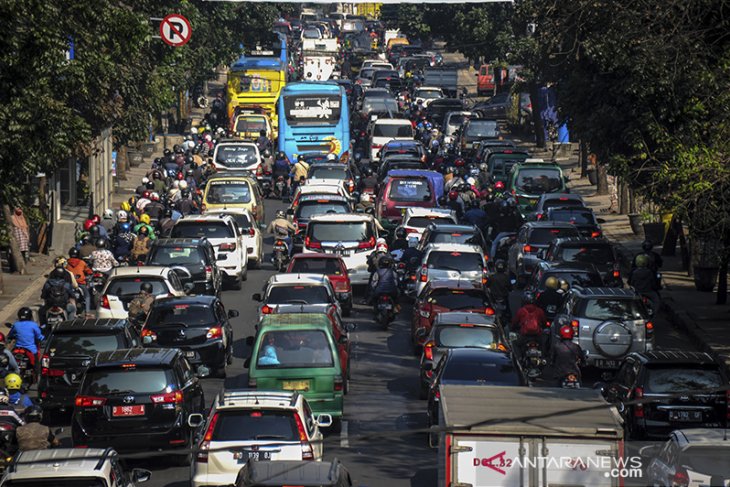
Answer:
[413, 86, 445, 107]
[190, 390, 331, 487]
[292, 181, 350, 207]
[169, 214, 248, 288]
[253, 273, 340, 319]
[206, 208, 264, 269]
[442, 111, 474, 145]
[97, 266, 189, 319]
[303, 213, 383, 285]
[211, 141, 261, 172]
[368, 118, 415, 161]
[416, 243, 488, 296]
[362, 60, 393, 70]
[400, 208, 457, 240]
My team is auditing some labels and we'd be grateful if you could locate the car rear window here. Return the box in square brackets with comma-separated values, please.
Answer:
[170, 221, 234, 239]
[542, 271, 602, 288]
[427, 251, 483, 272]
[556, 245, 615, 265]
[213, 212, 252, 231]
[407, 216, 455, 228]
[147, 304, 215, 326]
[148, 246, 204, 266]
[205, 181, 252, 204]
[256, 330, 334, 368]
[373, 123, 413, 138]
[267, 285, 329, 305]
[543, 198, 584, 210]
[528, 227, 580, 245]
[580, 299, 646, 321]
[415, 89, 442, 99]
[296, 201, 349, 219]
[49, 333, 125, 356]
[290, 259, 344, 275]
[361, 98, 398, 114]
[215, 145, 258, 167]
[489, 155, 525, 174]
[235, 117, 267, 133]
[388, 179, 432, 202]
[308, 166, 347, 180]
[431, 231, 481, 246]
[465, 120, 498, 138]
[680, 446, 730, 478]
[645, 365, 723, 393]
[83, 367, 172, 395]
[106, 277, 167, 297]
[515, 168, 563, 193]
[548, 209, 596, 225]
[309, 222, 373, 242]
[436, 326, 498, 349]
[442, 357, 520, 384]
[211, 409, 298, 442]
[428, 289, 486, 310]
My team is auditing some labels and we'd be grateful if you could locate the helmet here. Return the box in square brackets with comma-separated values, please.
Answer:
[141, 176, 150, 185]
[545, 276, 560, 290]
[128, 196, 138, 206]
[172, 180, 180, 189]
[83, 219, 95, 232]
[495, 260, 507, 273]
[263, 149, 272, 158]
[119, 222, 131, 233]
[635, 254, 650, 268]
[117, 210, 128, 221]
[140, 214, 151, 225]
[142, 190, 151, 200]
[277, 151, 286, 159]
[185, 169, 194, 178]
[326, 153, 337, 161]
[395, 228, 407, 240]
[276, 210, 286, 219]
[376, 243, 388, 253]
[121, 201, 131, 212]
[379, 256, 393, 269]
[454, 158, 465, 167]
[466, 177, 477, 186]
[91, 214, 101, 225]
[181, 189, 191, 198]
[152, 171, 162, 180]
[145, 181, 155, 190]
[297, 154, 305, 162]
[163, 208, 172, 218]
[17, 307, 33, 321]
[641, 240, 653, 252]
[494, 181, 505, 190]
[69, 247, 80, 258]
[5, 373, 22, 391]
[176, 171, 185, 181]
[141, 282, 153, 294]
[89, 225, 101, 238]
[138, 225, 150, 236]
[0, 387, 9, 405]
[163, 148, 172, 157]
[23, 405, 43, 423]
[448, 191, 458, 201]
[103, 208, 114, 219]
[360, 193, 372, 204]
[95, 238, 108, 249]
[559, 325, 574, 340]
[50, 268, 67, 280]
[559, 279, 570, 292]
[179, 180, 188, 190]
[150, 192, 160, 202]
[54, 256, 67, 268]
[408, 236, 419, 248]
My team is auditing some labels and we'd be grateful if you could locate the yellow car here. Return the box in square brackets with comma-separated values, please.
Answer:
[233, 113, 273, 142]
[202, 173, 265, 222]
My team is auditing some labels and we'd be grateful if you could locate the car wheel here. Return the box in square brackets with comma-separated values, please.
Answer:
[251, 256, 261, 270]
[241, 267, 248, 282]
[230, 274, 243, 290]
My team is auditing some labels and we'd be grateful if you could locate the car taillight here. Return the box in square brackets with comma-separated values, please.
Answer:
[197, 412, 219, 463]
[482, 267, 488, 285]
[523, 244, 534, 253]
[261, 305, 273, 314]
[206, 326, 222, 339]
[670, 469, 689, 487]
[420, 264, 428, 282]
[633, 387, 644, 418]
[304, 236, 322, 249]
[372, 143, 383, 149]
[613, 268, 621, 278]
[41, 354, 50, 369]
[42, 367, 64, 377]
[334, 375, 344, 392]
[151, 391, 183, 404]
[248, 228, 256, 236]
[591, 231, 602, 238]
[75, 396, 107, 407]
[424, 341, 434, 361]
[645, 321, 654, 337]
[100, 295, 110, 309]
[219, 243, 236, 251]
[204, 265, 213, 281]
[485, 307, 495, 316]
[333, 280, 349, 293]
[358, 236, 375, 249]
[141, 329, 157, 342]
[571, 319, 579, 336]
[294, 414, 314, 460]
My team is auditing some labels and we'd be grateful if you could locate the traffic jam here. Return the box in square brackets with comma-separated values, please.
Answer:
[2, 8, 729, 487]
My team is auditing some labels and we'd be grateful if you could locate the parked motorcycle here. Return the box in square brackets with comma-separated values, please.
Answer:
[272, 239, 290, 272]
[374, 294, 396, 329]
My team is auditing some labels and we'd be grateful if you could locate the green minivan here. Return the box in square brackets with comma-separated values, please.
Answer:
[508, 160, 568, 217]
[246, 316, 344, 431]
[486, 150, 530, 185]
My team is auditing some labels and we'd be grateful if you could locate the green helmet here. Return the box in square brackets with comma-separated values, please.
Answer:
[635, 254, 650, 268]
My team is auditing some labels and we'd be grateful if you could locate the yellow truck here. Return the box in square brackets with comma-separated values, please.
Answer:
[227, 58, 286, 132]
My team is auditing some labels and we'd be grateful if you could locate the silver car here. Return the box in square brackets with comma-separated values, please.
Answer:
[416, 243, 487, 296]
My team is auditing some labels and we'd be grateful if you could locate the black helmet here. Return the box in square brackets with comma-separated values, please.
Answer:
[260, 129, 267, 137]
[263, 149, 271, 157]
[50, 268, 67, 280]
[395, 227, 407, 239]
[163, 149, 172, 157]
[495, 260, 507, 273]
[362, 167, 372, 177]
[163, 208, 172, 218]
[17, 307, 33, 321]
[641, 240, 653, 252]
[81, 235, 92, 245]
[181, 189, 190, 198]
[95, 238, 108, 249]
[277, 151, 286, 159]
[145, 181, 155, 190]
[140, 282, 153, 293]
[378, 256, 393, 269]
[172, 144, 181, 153]
[186, 169, 194, 177]
[89, 225, 101, 238]
[68, 247, 80, 259]
[24, 405, 43, 423]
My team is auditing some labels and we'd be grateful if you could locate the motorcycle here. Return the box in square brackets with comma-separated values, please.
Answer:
[522, 340, 546, 380]
[12, 347, 36, 386]
[273, 176, 289, 199]
[89, 271, 108, 308]
[272, 239, 290, 272]
[561, 372, 581, 389]
[374, 294, 396, 329]
[0, 408, 24, 465]
[44, 306, 66, 332]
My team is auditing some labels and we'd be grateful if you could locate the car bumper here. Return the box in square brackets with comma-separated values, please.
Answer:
[73, 423, 188, 451]
[38, 384, 79, 410]
[193, 280, 217, 295]
[166, 341, 226, 367]
[634, 418, 726, 439]
[302, 393, 344, 417]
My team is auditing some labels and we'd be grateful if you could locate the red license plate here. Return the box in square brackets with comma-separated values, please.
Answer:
[112, 405, 145, 417]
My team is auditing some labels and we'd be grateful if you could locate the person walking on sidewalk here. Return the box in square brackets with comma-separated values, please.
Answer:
[10, 207, 30, 264]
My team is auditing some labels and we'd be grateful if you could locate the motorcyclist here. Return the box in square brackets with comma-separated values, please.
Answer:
[490, 197, 523, 239]
[445, 191, 464, 220]
[157, 208, 175, 237]
[550, 325, 585, 385]
[255, 130, 271, 153]
[367, 239, 390, 273]
[5, 374, 33, 410]
[463, 199, 487, 228]
[629, 254, 661, 316]
[111, 222, 135, 261]
[66, 248, 92, 312]
[511, 302, 548, 357]
[16, 405, 59, 450]
[0, 334, 20, 378]
[266, 210, 297, 258]
[391, 227, 409, 251]
[487, 260, 512, 313]
[133, 214, 157, 239]
[291, 155, 310, 192]
[632, 240, 663, 272]
[127, 282, 155, 330]
[400, 236, 423, 274]
[78, 235, 96, 259]
[360, 167, 378, 194]
[135, 177, 150, 196]
[40, 270, 77, 321]
[272, 152, 292, 187]
[89, 238, 118, 274]
[130, 225, 152, 263]
[175, 188, 197, 216]
[369, 255, 399, 306]
[535, 276, 564, 320]
[151, 171, 166, 195]
[144, 192, 165, 221]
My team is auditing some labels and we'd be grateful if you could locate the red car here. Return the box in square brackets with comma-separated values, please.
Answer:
[375, 175, 436, 225]
[286, 253, 353, 316]
[411, 280, 495, 350]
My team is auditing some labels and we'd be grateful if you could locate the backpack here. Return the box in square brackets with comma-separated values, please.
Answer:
[520, 315, 540, 335]
[47, 283, 68, 306]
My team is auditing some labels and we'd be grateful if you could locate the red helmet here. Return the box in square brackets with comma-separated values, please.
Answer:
[454, 158, 465, 167]
[91, 214, 101, 225]
[0, 332, 5, 343]
[142, 191, 151, 199]
[83, 219, 95, 232]
[176, 172, 184, 181]
[494, 181, 505, 190]
[559, 325, 574, 340]
[448, 191, 458, 201]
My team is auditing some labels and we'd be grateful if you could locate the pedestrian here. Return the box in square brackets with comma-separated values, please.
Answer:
[10, 207, 30, 263]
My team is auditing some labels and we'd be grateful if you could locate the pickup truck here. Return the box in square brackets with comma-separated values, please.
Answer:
[423, 68, 459, 98]
[437, 385, 626, 487]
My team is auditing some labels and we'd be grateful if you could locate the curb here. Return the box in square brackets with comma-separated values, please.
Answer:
[0, 265, 53, 324]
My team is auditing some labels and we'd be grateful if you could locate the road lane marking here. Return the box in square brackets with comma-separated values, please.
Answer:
[340, 420, 349, 448]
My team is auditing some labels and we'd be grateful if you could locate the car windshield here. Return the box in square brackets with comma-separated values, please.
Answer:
[528, 227, 580, 245]
[465, 120, 498, 138]
[256, 330, 334, 368]
[148, 246, 203, 266]
[170, 221, 234, 239]
[290, 259, 344, 275]
[83, 368, 172, 395]
[235, 118, 267, 133]
[427, 251, 483, 272]
[49, 333, 125, 356]
[543, 271, 602, 288]
[581, 299, 646, 321]
[211, 410, 299, 442]
[428, 289, 486, 309]
[296, 201, 349, 219]
[415, 89, 442, 99]
[373, 123, 413, 138]
[436, 326, 498, 348]
[308, 166, 347, 180]
[359, 68, 375, 79]
[557, 245, 614, 265]
[388, 179, 431, 202]
[543, 199, 584, 211]
[147, 304, 215, 326]
[442, 357, 520, 384]
[431, 231, 481, 246]
[267, 285, 329, 305]
[645, 365, 723, 393]
[362, 98, 399, 114]
[106, 277, 167, 297]
[681, 446, 730, 478]
[205, 182, 252, 204]
[548, 209, 596, 225]
[516, 168, 563, 193]
[215, 145, 258, 167]
[309, 221, 373, 242]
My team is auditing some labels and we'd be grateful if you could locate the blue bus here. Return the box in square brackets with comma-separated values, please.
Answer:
[277, 82, 350, 164]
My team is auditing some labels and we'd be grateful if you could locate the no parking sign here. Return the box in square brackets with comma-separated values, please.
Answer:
[159, 14, 191, 47]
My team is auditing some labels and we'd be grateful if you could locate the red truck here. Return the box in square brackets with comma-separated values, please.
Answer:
[476, 64, 507, 96]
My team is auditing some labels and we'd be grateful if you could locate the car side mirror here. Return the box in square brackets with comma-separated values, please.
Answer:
[131, 468, 152, 483]
[196, 365, 210, 378]
[187, 413, 205, 428]
[183, 283, 194, 294]
[316, 413, 333, 428]
[252, 293, 262, 302]
[536, 249, 545, 259]
[246, 336, 254, 346]
[228, 309, 240, 318]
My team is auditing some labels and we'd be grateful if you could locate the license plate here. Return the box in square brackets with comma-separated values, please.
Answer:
[112, 405, 145, 417]
[237, 450, 271, 463]
[595, 359, 619, 369]
[185, 351, 196, 359]
[273, 244, 287, 250]
[669, 410, 703, 422]
[334, 250, 351, 257]
[379, 303, 392, 310]
[282, 380, 310, 391]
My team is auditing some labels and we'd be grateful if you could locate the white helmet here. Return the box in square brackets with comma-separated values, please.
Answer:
[360, 193, 372, 203]
[466, 177, 477, 186]
[215, 127, 226, 136]
[191, 127, 198, 135]
[179, 180, 188, 190]
[0, 388, 8, 405]
[103, 208, 114, 219]
[408, 236, 419, 248]
[142, 177, 149, 184]
[172, 180, 180, 189]
[117, 210, 128, 221]
[326, 153, 337, 161]
[184, 140, 195, 151]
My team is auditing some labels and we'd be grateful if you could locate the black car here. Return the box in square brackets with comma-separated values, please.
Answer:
[71, 348, 205, 464]
[418, 223, 488, 253]
[544, 206, 603, 238]
[426, 98, 465, 127]
[458, 118, 500, 157]
[146, 238, 222, 296]
[524, 261, 605, 302]
[141, 295, 237, 377]
[235, 459, 353, 487]
[543, 237, 623, 286]
[38, 318, 140, 415]
[603, 351, 729, 439]
[473, 92, 511, 120]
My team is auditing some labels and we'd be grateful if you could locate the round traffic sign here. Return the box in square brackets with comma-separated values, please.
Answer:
[160, 14, 191, 47]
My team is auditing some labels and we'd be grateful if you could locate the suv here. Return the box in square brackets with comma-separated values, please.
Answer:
[458, 118, 499, 157]
[368, 118, 415, 161]
[206, 208, 263, 269]
[417, 243, 488, 296]
[146, 238, 222, 296]
[603, 352, 729, 439]
[72, 348, 205, 464]
[418, 223, 488, 253]
[39, 318, 139, 417]
[543, 237, 623, 286]
[507, 221, 581, 282]
[0, 448, 151, 487]
[508, 160, 568, 216]
[142, 296, 237, 377]
[400, 208, 457, 240]
[553, 288, 654, 370]
[532, 193, 586, 221]
[253, 274, 340, 318]
[211, 141, 261, 172]
[170, 214, 248, 289]
[233, 459, 353, 487]
[190, 390, 332, 487]
[544, 206, 603, 238]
